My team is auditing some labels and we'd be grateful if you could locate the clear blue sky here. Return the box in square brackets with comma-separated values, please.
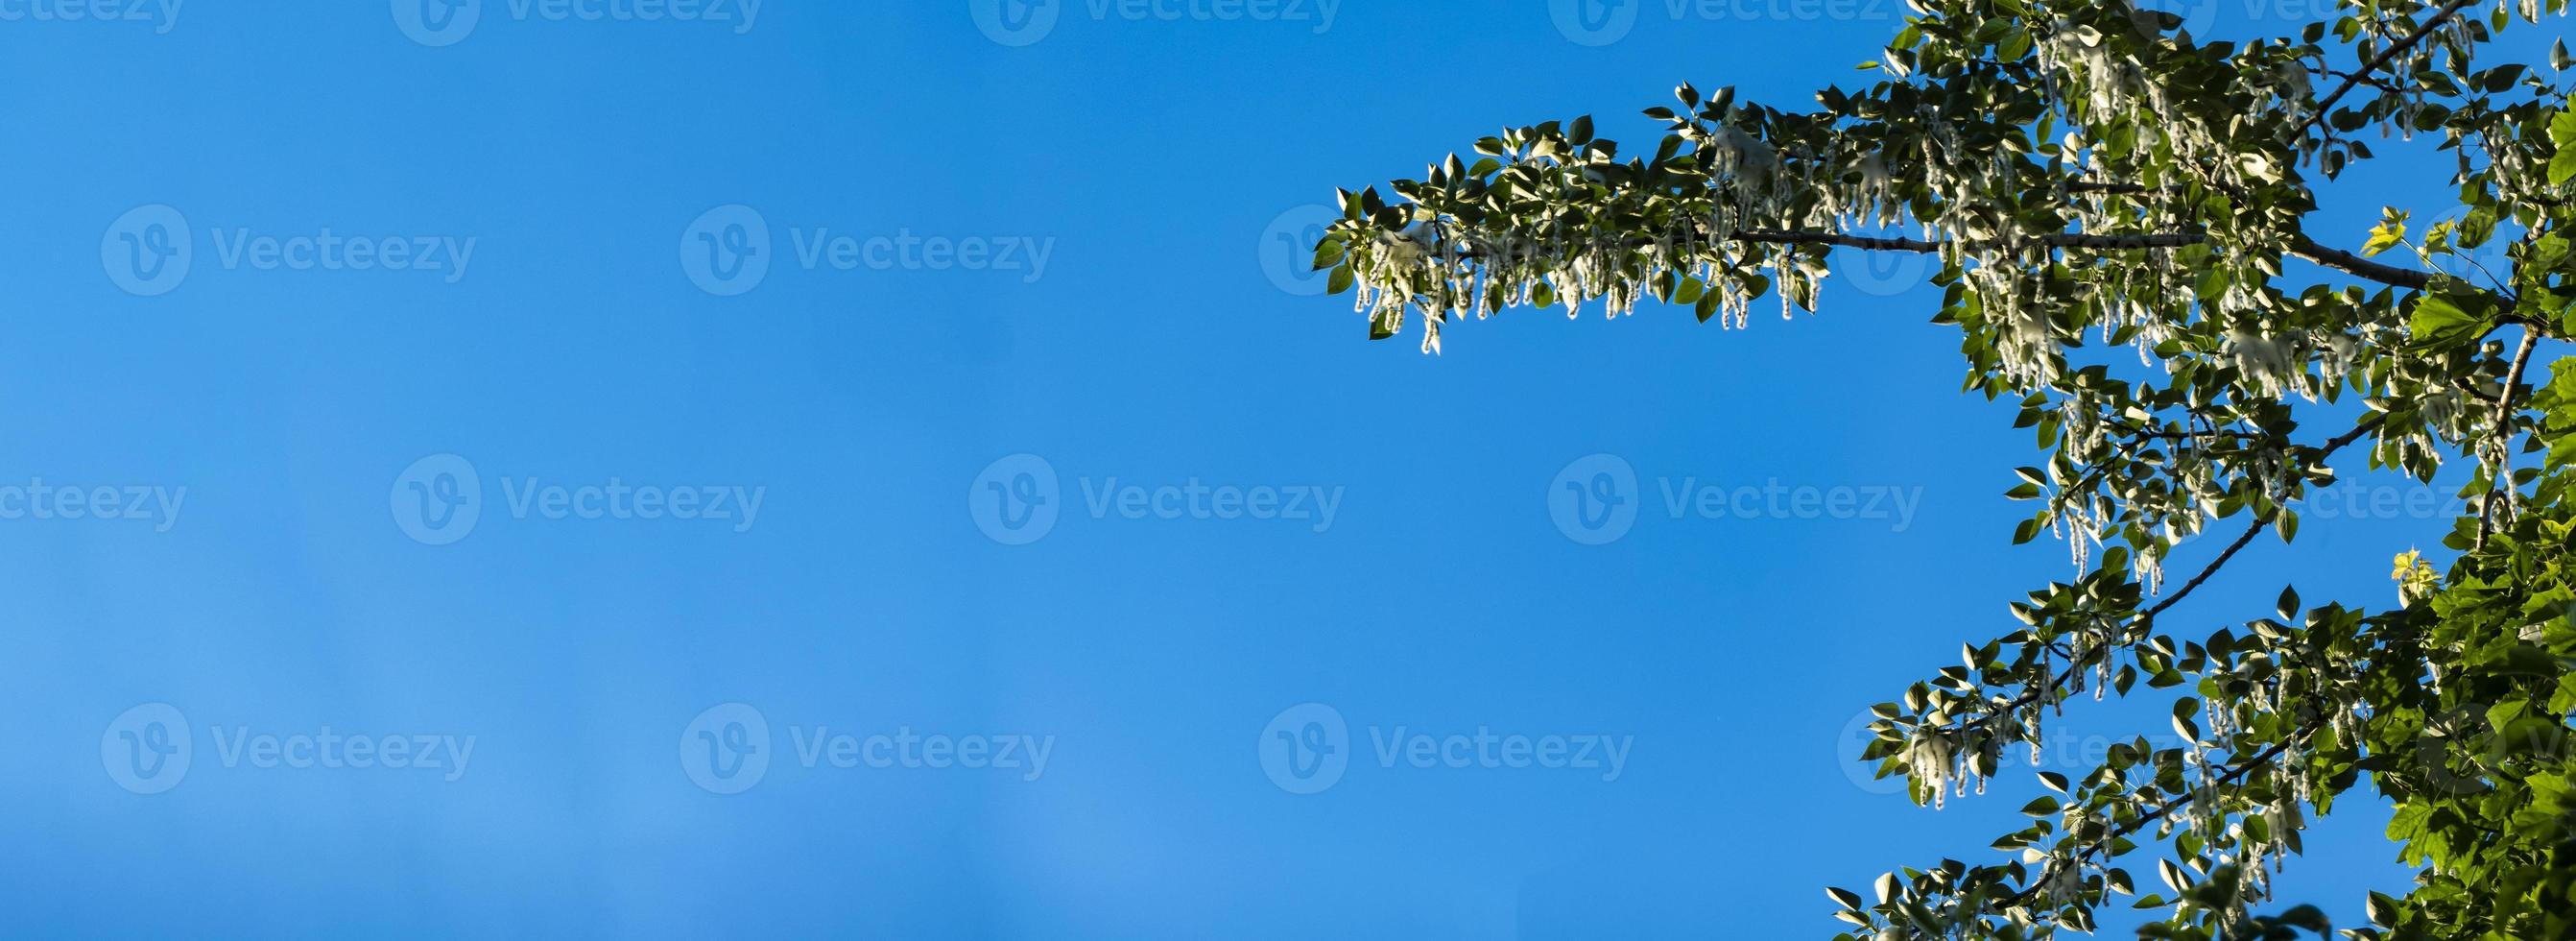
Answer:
[1, 1, 2523, 936]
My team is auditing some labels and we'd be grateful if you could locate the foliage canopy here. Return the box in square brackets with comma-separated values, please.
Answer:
[1311, 0, 2576, 936]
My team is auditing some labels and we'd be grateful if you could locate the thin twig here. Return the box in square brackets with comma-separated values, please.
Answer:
[1958, 415, 2388, 736]
[2475, 329, 2542, 551]
[2305, 0, 2483, 136]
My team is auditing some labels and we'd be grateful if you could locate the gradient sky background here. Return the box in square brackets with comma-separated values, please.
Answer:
[0, 0, 2548, 936]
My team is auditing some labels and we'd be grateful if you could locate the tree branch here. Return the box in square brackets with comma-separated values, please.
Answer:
[2475, 328, 2542, 551]
[2289, 233, 2434, 291]
[2006, 732, 2308, 907]
[2305, 0, 2484, 136]
[1456, 224, 2438, 292]
[1961, 414, 2387, 736]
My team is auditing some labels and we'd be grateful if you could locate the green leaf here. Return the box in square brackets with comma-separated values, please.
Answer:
[1312, 238, 1348, 271]
[2552, 100, 2576, 183]
[2171, 697, 2202, 742]
[2274, 905, 2330, 931]
[2408, 293, 2494, 350]
[2367, 890, 2403, 927]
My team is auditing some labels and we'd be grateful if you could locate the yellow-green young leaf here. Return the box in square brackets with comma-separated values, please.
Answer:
[2364, 209, 2409, 255]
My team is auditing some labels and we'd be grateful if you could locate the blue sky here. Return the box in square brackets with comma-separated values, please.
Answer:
[0, 1, 2536, 937]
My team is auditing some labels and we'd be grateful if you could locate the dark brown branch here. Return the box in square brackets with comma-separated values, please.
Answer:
[1458, 224, 2438, 292]
[2289, 233, 2434, 291]
[2144, 519, 2270, 622]
[1730, 229, 2203, 252]
[2319, 67, 2407, 95]
[1961, 414, 2387, 735]
[2006, 732, 2307, 906]
[2305, 0, 2484, 134]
